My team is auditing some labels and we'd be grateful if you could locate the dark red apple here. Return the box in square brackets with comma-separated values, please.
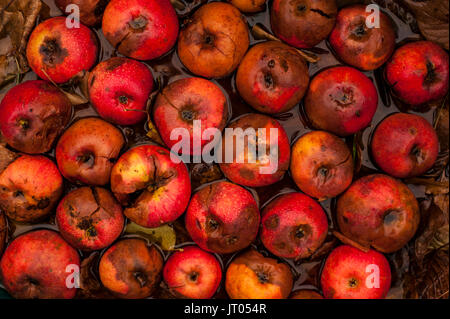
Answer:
[56, 187, 124, 251]
[163, 245, 222, 299]
[271, 0, 337, 49]
[305, 66, 378, 136]
[88, 57, 154, 126]
[337, 174, 420, 253]
[0, 229, 80, 299]
[219, 113, 291, 187]
[102, 0, 179, 60]
[225, 249, 293, 299]
[0, 155, 63, 223]
[0, 80, 72, 154]
[185, 181, 260, 254]
[177, 2, 250, 78]
[99, 238, 163, 299]
[55, 0, 109, 26]
[153, 77, 228, 156]
[371, 113, 439, 178]
[0, 212, 6, 256]
[329, 4, 396, 71]
[26, 16, 98, 83]
[320, 245, 391, 299]
[56, 117, 125, 186]
[236, 41, 310, 114]
[110, 144, 191, 228]
[290, 130, 354, 200]
[385, 41, 449, 108]
[290, 289, 323, 299]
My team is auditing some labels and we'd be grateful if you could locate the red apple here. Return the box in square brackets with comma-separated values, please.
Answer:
[0, 155, 63, 223]
[225, 249, 293, 299]
[88, 57, 154, 126]
[163, 245, 222, 299]
[329, 5, 396, 71]
[236, 41, 310, 114]
[56, 117, 125, 186]
[371, 113, 439, 178]
[26, 16, 98, 83]
[337, 174, 420, 253]
[219, 113, 291, 187]
[185, 181, 260, 254]
[305, 66, 378, 136]
[153, 77, 228, 156]
[56, 187, 124, 251]
[290, 289, 323, 299]
[0, 80, 72, 154]
[55, 0, 109, 26]
[385, 41, 449, 108]
[320, 245, 391, 299]
[260, 192, 328, 259]
[271, 0, 337, 49]
[110, 144, 191, 228]
[0, 229, 80, 299]
[99, 238, 163, 299]
[102, 0, 179, 60]
[228, 0, 266, 13]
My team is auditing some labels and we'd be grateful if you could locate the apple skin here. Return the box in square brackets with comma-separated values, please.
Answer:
[290, 131, 354, 200]
[110, 144, 191, 228]
[26, 16, 98, 83]
[177, 2, 250, 79]
[88, 57, 154, 126]
[290, 289, 323, 299]
[385, 41, 449, 108]
[0, 212, 6, 256]
[56, 117, 125, 186]
[153, 77, 228, 156]
[185, 181, 260, 254]
[228, 0, 266, 13]
[329, 4, 396, 71]
[305, 66, 378, 137]
[0, 229, 80, 299]
[236, 41, 310, 114]
[271, 0, 337, 49]
[102, 0, 179, 61]
[260, 192, 328, 259]
[337, 174, 420, 253]
[371, 113, 439, 178]
[55, 0, 109, 26]
[225, 249, 293, 299]
[56, 187, 124, 251]
[163, 245, 222, 299]
[99, 238, 163, 299]
[320, 245, 391, 299]
[0, 155, 63, 223]
[219, 113, 291, 187]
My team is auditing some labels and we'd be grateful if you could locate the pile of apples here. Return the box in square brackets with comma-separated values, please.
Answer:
[0, 0, 448, 299]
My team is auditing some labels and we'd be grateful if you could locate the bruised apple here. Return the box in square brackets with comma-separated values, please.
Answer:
[185, 181, 260, 254]
[0, 80, 72, 154]
[178, 2, 249, 78]
[337, 174, 420, 253]
[88, 57, 154, 125]
[0, 155, 62, 223]
[260, 192, 328, 259]
[0, 229, 80, 299]
[102, 0, 179, 60]
[55, 0, 109, 26]
[99, 238, 163, 299]
[26, 16, 98, 83]
[271, 0, 337, 49]
[236, 41, 309, 114]
[225, 249, 293, 299]
[219, 114, 291, 187]
[56, 118, 125, 186]
[329, 5, 396, 71]
[290, 131, 353, 200]
[56, 187, 124, 251]
[110, 145, 191, 228]
[228, 0, 266, 13]
[153, 77, 228, 155]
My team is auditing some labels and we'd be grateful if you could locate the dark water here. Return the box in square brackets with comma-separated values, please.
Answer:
[0, 0, 439, 299]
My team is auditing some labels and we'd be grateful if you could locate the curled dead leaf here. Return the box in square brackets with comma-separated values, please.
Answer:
[125, 222, 176, 251]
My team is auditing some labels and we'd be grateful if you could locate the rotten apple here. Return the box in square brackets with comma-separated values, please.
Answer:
[55, 0, 109, 26]
[228, 0, 266, 13]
